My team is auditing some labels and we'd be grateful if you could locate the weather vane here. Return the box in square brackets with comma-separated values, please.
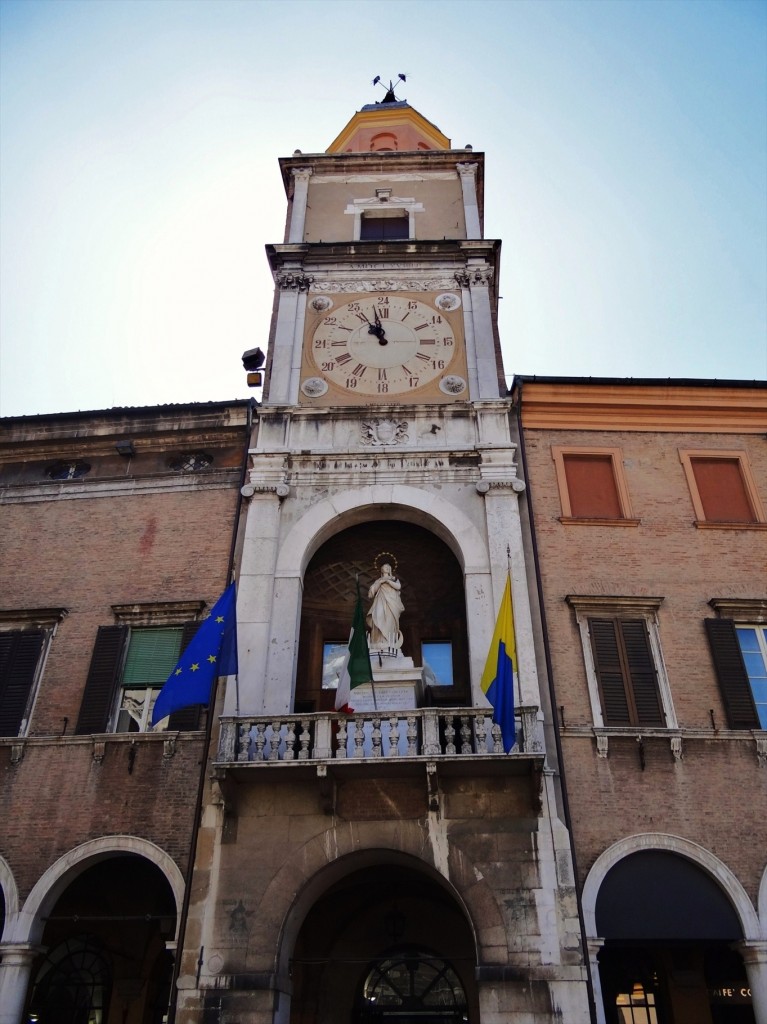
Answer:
[372, 74, 406, 104]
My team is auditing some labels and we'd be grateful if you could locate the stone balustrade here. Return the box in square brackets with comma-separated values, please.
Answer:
[216, 706, 542, 764]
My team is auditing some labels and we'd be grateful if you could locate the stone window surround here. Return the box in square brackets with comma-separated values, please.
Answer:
[679, 448, 766, 527]
[551, 445, 638, 525]
[566, 595, 677, 730]
[344, 193, 425, 241]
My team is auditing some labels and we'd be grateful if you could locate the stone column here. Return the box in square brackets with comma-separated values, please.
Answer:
[737, 940, 767, 1024]
[457, 162, 481, 239]
[0, 944, 43, 1024]
[455, 266, 497, 399]
[232, 479, 289, 717]
[288, 168, 312, 243]
[587, 938, 607, 1024]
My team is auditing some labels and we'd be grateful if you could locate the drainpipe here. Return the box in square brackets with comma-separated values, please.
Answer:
[512, 377, 598, 1024]
[166, 397, 256, 1024]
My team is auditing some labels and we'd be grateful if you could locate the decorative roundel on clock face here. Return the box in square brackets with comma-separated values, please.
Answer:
[308, 294, 459, 398]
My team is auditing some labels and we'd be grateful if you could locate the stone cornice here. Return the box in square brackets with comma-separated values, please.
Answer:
[515, 381, 767, 433]
[278, 150, 483, 193]
[266, 239, 500, 275]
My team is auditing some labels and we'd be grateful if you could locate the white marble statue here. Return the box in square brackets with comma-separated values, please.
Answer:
[367, 562, 404, 653]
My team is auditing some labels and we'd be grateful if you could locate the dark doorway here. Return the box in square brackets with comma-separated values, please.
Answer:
[289, 863, 477, 1024]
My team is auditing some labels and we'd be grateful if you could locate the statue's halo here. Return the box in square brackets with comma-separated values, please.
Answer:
[372, 550, 398, 575]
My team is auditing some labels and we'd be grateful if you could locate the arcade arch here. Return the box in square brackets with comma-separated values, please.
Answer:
[582, 834, 760, 1024]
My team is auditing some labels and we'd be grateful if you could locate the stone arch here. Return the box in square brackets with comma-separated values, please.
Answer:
[758, 859, 767, 939]
[8, 835, 185, 945]
[0, 852, 19, 941]
[264, 821, 504, 983]
[275, 484, 490, 579]
[582, 832, 760, 942]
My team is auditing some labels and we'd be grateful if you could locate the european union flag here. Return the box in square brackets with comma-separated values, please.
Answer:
[480, 574, 517, 753]
[151, 583, 238, 727]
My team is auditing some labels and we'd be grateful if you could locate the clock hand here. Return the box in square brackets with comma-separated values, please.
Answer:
[368, 308, 388, 345]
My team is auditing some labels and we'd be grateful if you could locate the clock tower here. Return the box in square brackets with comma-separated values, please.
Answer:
[178, 89, 591, 1024]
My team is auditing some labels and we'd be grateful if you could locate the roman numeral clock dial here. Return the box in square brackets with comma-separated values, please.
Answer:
[301, 293, 467, 404]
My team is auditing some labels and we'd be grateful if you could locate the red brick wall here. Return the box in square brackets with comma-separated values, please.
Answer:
[523, 428, 767, 897]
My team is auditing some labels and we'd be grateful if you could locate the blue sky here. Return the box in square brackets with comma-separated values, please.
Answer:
[1, 0, 765, 416]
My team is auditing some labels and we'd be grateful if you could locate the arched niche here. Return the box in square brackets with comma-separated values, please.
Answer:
[285, 856, 478, 1024]
[294, 520, 470, 712]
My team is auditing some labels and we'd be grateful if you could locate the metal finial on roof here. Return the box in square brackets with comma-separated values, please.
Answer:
[372, 73, 406, 104]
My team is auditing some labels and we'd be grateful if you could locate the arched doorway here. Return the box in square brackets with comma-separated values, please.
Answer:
[289, 862, 478, 1024]
[595, 851, 754, 1024]
[24, 854, 176, 1024]
[295, 521, 469, 713]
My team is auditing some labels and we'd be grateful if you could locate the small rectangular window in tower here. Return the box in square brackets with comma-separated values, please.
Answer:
[679, 450, 765, 525]
[360, 212, 409, 240]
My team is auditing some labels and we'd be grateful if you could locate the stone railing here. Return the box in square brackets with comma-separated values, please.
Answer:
[216, 706, 542, 764]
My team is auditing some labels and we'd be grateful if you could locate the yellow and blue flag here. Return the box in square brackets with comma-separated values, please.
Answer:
[480, 575, 517, 753]
[151, 583, 238, 727]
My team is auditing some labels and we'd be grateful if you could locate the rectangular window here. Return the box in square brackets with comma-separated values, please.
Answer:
[421, 642, 454, 686]
[679, 450, 765, 526]
[736, 626, 767, 728]
[705, 615, 764, 729]
[589, 618, 665, 726]
[322, 641, 348, 690]
[116, 627, 184, 732]
[359, 214, 409, 240]
[567, 596, 675, 729]
[552, 447, 636, 523]
[76, 614, 202, 734]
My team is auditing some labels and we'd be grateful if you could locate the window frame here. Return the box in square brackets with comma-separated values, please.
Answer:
[708, 598, 767, 729]
[551, 446, 638, 525]
[345, 195, 424, 241]
[0, 607, 66, 737]
[679, 449, 766, 527]
[567, 596, 676, 729]
[75, 601, 205, 735]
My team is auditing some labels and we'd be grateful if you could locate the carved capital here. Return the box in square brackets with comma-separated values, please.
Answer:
[291, 167, 313, 184]
[241, 483, 290, 499]
[454, 267, 494, 288]
[456, 162, 478, 179]
[276, 272, 313, 291]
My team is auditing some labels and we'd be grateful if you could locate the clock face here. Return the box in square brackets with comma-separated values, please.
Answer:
[303, 293, 464, 400]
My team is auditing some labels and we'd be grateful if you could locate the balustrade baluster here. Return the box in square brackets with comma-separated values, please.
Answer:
[475, 714, 488, 754]
[284, 720, 296, 760]
[268, 721, 281, 760]
[406, 715, 418, 756]
[459, 716, 472, 754]
[490, 722, 503, 753]
[335, 717, 348, 759]
[387, 716, 400, 756]
[353, 718, 365, 758]
[371, 717, 382, 757]
[252, 722, 267, 761]
[298, 719, 311, 760]
[444, 716, 456, 754]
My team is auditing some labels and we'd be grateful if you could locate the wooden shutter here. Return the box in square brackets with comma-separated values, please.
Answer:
[590, 618, 664, 726]
[75, 625, 128, 734]
[167, 620, 202, 731]
[563, 455, 622, 519]
[620, 620, 664, 726]
[590, 619, 632, 725]
[704, 618, 759, 729]
[0, 630, 45, 737]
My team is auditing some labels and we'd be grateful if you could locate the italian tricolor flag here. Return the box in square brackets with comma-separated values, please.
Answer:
[335, 587, 373, 714]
